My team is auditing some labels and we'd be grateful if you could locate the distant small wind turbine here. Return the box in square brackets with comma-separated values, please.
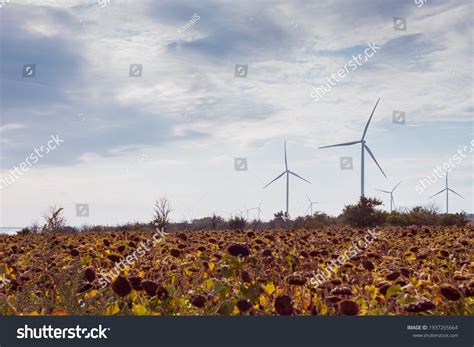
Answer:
[264, 141, 311, 216]
[255, 201, 263, 220]
[236, 208, 245, 219]
[243, 205, 252, 220]
[244, 202, 263, 220]
[305, 194, 319, 215]
[375, 180, 402, 212]
[319, 98, 386, 197]
[429, 173, 463, 213]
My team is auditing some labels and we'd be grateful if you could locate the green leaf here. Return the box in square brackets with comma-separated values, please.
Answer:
[218, 301, 234, 315]
[213, 280, 230, 299]
[240, 285, 259, 304]
[385, 284, 401, 298]
[81, 254, 91, 266]
[30, 292, 40, 303]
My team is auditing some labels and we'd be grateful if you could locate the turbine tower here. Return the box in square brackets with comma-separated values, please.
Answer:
[306, 194, 319, 215]
[375, 180, 402, 212]
[255, 201, 263, 220]
[264, 141, 311, 216]
[243, 205, 252, 220]
[319, 98, 386, 197]
[429, 173, 463, 213]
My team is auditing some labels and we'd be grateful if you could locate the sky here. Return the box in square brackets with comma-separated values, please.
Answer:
[0, 0, 472, 227]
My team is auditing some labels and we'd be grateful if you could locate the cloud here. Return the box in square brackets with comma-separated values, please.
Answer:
[0, 0, 472, 225]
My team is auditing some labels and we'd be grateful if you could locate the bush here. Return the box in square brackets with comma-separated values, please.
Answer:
[269, 211, 290, 229]
[440, 212, 468, 226]
[228, 216, 246, 230]
[17, 228, 32, 235]
[340, 197, 386, 228]
[386, 212, 410, 226]
[405, 206, 440, 226]
[189, 215, 226, 230]
[292, 212, 336, 229]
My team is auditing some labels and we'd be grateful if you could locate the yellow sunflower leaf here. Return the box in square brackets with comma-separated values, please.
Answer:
[132, 304, 148, 316]
[264, 282, 275, 295]
[84, 290, 97, 299]
[104, 303, 120, 315]
[259, 294, 268, 306]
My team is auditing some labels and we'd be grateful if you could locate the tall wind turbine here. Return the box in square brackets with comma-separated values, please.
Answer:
[375, 180, 402, 212]
[244, 201, 263, 220]
[306, 194, 319, 215]
[264, 141, 311, 216]
[429, 173, 463, 213]
[319, 98, 386, 197]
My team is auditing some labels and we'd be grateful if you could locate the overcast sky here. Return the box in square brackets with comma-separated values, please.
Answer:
[0, 0, 472, 227]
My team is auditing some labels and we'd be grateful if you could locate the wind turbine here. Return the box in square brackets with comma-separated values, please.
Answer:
[264, 141, 311, 216]
[375, 180, 402, 212]
[429, 173, 463, 213]
[255, 201, 263, 220]
[244, 202, 263, 220]
[319, 98, 386, 197]
[236, 208, 245, 219]
[306, 194, 319, 215]
[243, 205, 252, 220]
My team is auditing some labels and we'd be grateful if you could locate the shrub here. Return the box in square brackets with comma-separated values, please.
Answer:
[340, 197, 386, 228]
[440, 212, 468, 226]
[228, 216, 246, 230]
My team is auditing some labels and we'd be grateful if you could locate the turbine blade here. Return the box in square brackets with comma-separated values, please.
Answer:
[375, 189, 391, 194]
[289, 171, 311, 184]
[305, 194, 312, 204]
[429, 188, 447, 199]
[392, 180, 403, 192]
[361, 98, 380, 140]
[263, 171, 286, 188]
[448, 188, 464, 199]
[284, 141, 288, 170]
[319, 140, 361, 149]
[364, 144, 387, 178]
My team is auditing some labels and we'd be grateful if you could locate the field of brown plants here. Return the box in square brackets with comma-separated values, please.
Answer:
[0, 226, 472, 316]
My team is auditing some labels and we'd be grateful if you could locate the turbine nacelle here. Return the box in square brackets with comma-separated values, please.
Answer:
[319, 98, 386, 196]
